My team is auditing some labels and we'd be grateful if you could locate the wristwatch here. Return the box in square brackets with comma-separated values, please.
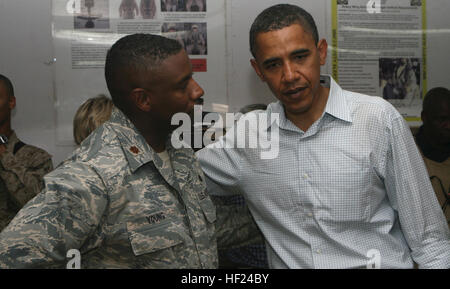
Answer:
[0, 134, 8, 145]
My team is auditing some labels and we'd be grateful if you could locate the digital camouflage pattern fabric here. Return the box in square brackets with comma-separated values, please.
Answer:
[0, 108, 217, 268]
[0, 131, 53, 231]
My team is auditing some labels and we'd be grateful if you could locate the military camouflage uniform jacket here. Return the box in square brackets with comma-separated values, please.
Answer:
[0, 108, 217, 268]
[0, 132, 53, 231]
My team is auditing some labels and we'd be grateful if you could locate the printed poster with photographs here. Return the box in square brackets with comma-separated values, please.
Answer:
[52, 0, 223, 144]
[332, 0, 427, 122]
[67, 0, 208, 69]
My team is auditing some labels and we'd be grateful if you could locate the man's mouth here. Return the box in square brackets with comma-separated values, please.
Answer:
[283, 87, 307, 99]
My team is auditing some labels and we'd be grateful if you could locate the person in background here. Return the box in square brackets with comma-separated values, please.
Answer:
[0, 74, 53, 232]
[73, 94, 113, 146]
[197, 4, 450, 268]
[415, 87, 450, 226]
[0, 34, 218, 268]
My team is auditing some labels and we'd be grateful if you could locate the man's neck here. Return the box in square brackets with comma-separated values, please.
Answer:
[0, 122, 13, 138]
[127, 111, 170, 153]
[286, 86, 330, 132]
[136, 123, 169, 153]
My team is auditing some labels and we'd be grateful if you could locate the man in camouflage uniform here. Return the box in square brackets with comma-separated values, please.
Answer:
[0, 74, 53, 232]
[0, 34, 218, 268]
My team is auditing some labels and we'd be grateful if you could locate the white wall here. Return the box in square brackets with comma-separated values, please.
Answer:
[0, 0, 74, 166]
[1, 0, 449, 165]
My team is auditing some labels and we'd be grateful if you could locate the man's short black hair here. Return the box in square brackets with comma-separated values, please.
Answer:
[249, 4, 319, 58]
[0, 74, 15, 98]
[104, 33, 182, 111]
[423, 87, 450, 115]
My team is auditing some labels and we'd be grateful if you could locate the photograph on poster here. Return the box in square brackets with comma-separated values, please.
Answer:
[379, 58, 421, 105]
[161, 23, 187, 48]
[74, 0, 110, 29]
[186, 0, 206, 12]
[162, 22, 207, 55]
[184, 22, 207, 55]
[160, 0, 206, 12]
[119, 0, 139, 19]
[140, 0, 157, 19]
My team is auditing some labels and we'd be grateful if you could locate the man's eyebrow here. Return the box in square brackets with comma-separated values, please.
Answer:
[291, 49, 310, 56]
[177, 73, 193, 85]
[262, 57, 280, 67]
[262, 49, 310, 66]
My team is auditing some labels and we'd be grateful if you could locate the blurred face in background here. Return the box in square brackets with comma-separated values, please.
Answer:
[0, 81, 15, 127]
[423, 99, 450, 149]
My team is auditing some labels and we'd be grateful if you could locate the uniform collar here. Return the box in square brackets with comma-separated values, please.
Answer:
[5, 131, 19, 153]
[108, 107, 156, 173]
[108, 107, 195, 174]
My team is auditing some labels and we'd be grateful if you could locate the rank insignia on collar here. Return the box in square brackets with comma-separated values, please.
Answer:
[129, 146, 139, 154]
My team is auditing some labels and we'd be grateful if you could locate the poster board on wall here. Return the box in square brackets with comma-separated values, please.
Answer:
[52, 0, 226, 144]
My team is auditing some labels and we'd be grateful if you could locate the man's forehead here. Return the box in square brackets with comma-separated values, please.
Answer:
[149, 50, 191, 83]
[0, 81, 8, 96]
[254, 24, 314, 59]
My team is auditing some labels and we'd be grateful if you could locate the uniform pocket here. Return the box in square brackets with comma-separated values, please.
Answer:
[127, 217, 184, 256]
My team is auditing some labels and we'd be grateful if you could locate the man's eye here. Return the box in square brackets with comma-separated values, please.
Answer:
[265, 62, 280, 70]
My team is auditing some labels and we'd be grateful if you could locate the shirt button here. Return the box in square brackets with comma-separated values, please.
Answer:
[303, 173, 309, 179]
[316, 249, 321, 254]
[307, 213, 313, 217]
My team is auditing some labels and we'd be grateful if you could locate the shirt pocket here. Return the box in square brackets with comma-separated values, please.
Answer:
[127, 217, 184, 256]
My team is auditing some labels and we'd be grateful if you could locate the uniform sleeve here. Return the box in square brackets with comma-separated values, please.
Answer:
[384, 115, 450, 268]
[212, 195, 265, 251]
[0, 147, 53, 207]
[0, 163, 108, 269]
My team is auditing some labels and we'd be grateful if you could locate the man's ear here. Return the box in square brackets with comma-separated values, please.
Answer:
[421, 110, 426, 123]
[250, 58, 265, 82]
[317, 39, 328, 66]
[130, 88, 151, 112]
[9, 95, 16, 110]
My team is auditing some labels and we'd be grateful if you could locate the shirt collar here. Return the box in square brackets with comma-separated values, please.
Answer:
[264, 75, 352, 131]
[324, 75, 353, 123]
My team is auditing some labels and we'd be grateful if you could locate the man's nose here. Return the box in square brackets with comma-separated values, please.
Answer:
[282, 62, 299, 83]
[191, 79, 205, 100]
